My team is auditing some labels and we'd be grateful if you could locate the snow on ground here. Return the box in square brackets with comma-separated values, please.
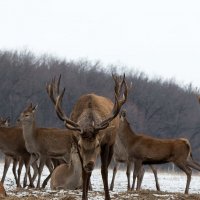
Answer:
[1, 162, 200, 199]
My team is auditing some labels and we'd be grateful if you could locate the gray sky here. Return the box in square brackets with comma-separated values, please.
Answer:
[0, 0, 200, 87]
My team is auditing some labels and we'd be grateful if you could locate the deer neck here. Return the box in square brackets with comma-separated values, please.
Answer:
[118, 119, 137, 144]
[21, 120, 37, 153]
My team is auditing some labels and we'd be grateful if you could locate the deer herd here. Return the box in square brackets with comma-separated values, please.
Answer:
[0, 74, 200, 200]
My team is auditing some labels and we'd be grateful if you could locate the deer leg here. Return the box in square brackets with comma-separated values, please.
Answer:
[101, 144, 113, 200]
[12, 158, 19, 186]
[149, 164, 160, 191]
[136, 166, 145, 190]
[82, 169, 91, 200]
[186, 156, 200, 171]
[16, 158, 24, 188]
[1, 155, 12, 184]
[23, 154, 38, 188]
[41, 158, 54, 188]
[36, 156, 46, 188]
[29, 160, 38, 187]
[175, 162, 192, 194]
[131, 160, 142, 190]
[126, 162, 132, 190]
[88, 180, 93, 191]
[110, 161, 119, 191]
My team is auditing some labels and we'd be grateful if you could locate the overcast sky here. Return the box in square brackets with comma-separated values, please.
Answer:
[0, 0, 200, 87]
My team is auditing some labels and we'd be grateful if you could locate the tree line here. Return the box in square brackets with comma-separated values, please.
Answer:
[0, 50, 200, 161]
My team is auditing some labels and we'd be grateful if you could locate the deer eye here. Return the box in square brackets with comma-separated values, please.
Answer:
[78, 144, 81, 149]
[96, 143, 100, 148]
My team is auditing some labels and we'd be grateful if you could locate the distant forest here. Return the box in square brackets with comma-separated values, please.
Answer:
[1, 50, 200, 162]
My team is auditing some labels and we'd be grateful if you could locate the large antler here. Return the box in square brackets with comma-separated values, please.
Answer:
[46, 75, 82, 132]
[95, 73, 128, 130]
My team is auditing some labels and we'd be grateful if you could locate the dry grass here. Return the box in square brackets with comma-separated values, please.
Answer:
[1, 188, 200, 200]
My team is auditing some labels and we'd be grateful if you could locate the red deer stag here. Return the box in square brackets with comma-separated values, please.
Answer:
[46, 74, 128, 200]
[119, 109, 200, 194]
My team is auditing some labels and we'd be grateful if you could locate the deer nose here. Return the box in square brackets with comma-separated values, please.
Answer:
[85, 161, 95, 172]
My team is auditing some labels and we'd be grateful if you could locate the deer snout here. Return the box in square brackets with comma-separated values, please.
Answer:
[84, 161, 95, 172]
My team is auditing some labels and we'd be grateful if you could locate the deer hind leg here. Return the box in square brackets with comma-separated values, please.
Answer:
[12, 157, 19, 186]
[29, 160, 38, 187]
[42, 158, 54, 188]
[1, 156, 12, 184]
[186, 155, 200, 171]
[36, 156, 46, 188]
[16, 157, 24, 188]
[23, 154, 38, 188]
[175, 162, 192, 194]
[136, 166, 145, 190]
[23, 156, 35, 188]
[131, 160, 142, 190]
[126, 162, 132, 190]
[149, 164, 160, 191]
[110, 161, 119, 191]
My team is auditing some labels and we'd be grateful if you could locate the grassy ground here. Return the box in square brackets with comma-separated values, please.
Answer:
[1, 188, 200, 200]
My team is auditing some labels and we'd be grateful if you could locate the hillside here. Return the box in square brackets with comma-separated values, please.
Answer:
[0, 50, 200, 160]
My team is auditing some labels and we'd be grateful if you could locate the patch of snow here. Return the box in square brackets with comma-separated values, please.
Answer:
[0, 163, 200, 199]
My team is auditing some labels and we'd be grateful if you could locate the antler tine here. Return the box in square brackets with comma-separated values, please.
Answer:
[55, 88, 82, 130]
[57, 74, 61, 94]
[118, 76, 128, 106]
[46, 79, 55, 105]
[46, 75, 81, 131]
[113, 73, 126, 97]
[46, 75, 81, 132]
[96, 93, 120, 129]
[96, 74, 128, 130]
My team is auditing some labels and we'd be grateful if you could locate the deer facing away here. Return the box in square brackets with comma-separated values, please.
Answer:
[118, 110, 200, 194]
[46, 74, 128, 200]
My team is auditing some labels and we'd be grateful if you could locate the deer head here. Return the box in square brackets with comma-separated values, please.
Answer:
[0, 117, 10, 127]
[46, 74, 128, 172]
[19, 103, 38, 126]
[119, 109, 127, 121]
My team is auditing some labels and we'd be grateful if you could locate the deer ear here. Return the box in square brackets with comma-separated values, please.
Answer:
[33, 104, 38, 112]
[6, 117, 10, 123]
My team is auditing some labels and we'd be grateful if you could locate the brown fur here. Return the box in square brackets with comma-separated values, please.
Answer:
[71, 94, 119, 145]
[119, 111, 200, 194]
[20, 104, 74, 188]
[0, 181, 7, 197]
[0, 126, 37, 188]
[50, 152, 82, 190]
[110, 132, 160, 191]
[46, 74, 128, 200]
